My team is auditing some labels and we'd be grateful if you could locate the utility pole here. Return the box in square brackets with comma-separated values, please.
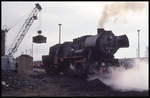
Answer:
[58, 24, 62, 44]
[137, 29, 140, 58]
[25, 49, 28, 55]
[145, 46, 149, 57]
[32, 44, 33, 57]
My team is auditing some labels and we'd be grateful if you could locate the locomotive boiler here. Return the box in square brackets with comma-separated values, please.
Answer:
[42, 28, 129, 78]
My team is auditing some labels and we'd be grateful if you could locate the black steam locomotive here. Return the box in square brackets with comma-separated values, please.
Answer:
[42, 28, 129, 78]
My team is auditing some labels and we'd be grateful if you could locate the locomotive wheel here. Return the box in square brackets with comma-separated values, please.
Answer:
[87, 63, 99, 75]
[63, 63, 87, 79]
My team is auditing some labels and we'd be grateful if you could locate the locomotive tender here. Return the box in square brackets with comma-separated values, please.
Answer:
[42, 28, 129, 78]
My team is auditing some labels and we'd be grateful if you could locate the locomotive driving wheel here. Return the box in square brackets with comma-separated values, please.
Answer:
[63, 62, 87, 78]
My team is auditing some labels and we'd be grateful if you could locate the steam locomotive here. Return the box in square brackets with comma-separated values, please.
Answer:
[42, 28, 129, 78]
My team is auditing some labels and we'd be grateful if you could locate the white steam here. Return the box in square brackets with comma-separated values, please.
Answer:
[88, 59, 149, 92]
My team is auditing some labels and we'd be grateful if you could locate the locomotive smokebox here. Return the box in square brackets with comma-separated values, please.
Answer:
[117, 35, 129, 48]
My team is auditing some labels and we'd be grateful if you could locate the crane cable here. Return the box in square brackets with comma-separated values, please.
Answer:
[36, 10, 42, 34]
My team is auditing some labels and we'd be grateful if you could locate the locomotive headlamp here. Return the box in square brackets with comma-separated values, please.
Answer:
[101, 62, 105, 66]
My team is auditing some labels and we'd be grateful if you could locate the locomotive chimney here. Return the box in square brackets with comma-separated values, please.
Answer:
[97, 28, 105, 34]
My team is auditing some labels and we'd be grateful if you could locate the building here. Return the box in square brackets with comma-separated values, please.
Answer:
[16, 54, 33, 75]
[1, 30, 6, 56]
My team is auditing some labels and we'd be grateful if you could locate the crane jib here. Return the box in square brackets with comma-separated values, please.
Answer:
[7, 3, 42, 57]
[35, 3, 42, 11]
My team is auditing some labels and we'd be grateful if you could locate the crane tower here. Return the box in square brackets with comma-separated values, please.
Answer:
[7, 3, 42, 57]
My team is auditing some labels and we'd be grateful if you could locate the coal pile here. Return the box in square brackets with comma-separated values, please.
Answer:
[61, 77, 112, 92]
[1, 71, 39, 90]
[64, 77, 148, 96]
[1, 70, 148, 96]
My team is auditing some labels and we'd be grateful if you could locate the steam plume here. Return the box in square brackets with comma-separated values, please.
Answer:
[99, 2, 146, 27]
[88, 59, 148, 91]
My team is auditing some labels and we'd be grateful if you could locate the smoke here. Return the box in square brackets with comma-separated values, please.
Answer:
[88, 59, 149, 92]
[99, 2, 146, 28]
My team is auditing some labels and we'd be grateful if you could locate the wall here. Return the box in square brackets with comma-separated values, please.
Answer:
[16, 54, 33, 75]
[1, 30, 5, 56]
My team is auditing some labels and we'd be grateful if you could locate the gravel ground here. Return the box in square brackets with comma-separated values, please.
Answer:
[1, 69, 149, 96]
